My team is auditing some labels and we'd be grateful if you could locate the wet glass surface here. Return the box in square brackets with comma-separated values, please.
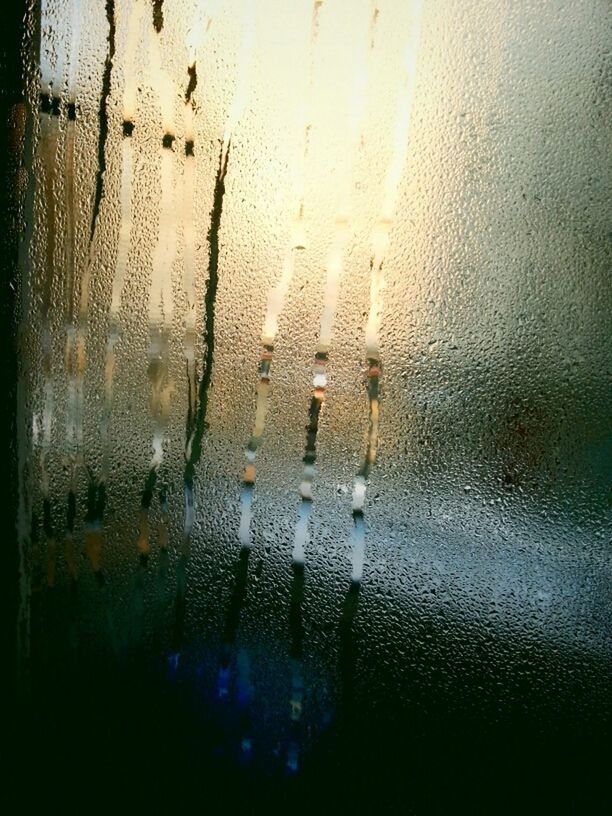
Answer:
[4, 0, 611, 810]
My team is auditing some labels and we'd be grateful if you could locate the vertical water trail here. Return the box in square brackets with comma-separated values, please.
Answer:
[219, 0, 254, 172]
[210, 0, 324, 760]
[183, 0, 251, 547]
[66, 0, 116, 572]
[170, 141, 229, 638]
[37, 90, 60, 587]
[350, 0, 424, 584]
[182, 0, 216, 452]
[292, 0, 374, 567]
[87, 0, 145, 600]
[285, 1, 375, 772]
[101, 0, 144, 486]
[125, 4, 178, 634]
[169, 57, 202, 666]
[183, 117, 198, 445]
[171, 1, 252, 672]
[89, 0, 117, 246]
[136, 18, 178, 560]
[62, 0, 81, 578]
[73, 0, 116, 451]
[237, 0, 323, 552]
[37, 0, 69, 585]
[183, 102, 198, 440]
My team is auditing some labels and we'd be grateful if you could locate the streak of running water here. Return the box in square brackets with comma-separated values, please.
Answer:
[238, 0, 324, 552]
[62, 0, 79, 447]
[183, 0, 251, 548]
[136, 15, 178, 560]
[172, 0, 255, 672]
[350, 0, 424, 584]
[101, 0, 145, 486]
[61, 0, 82, 577]
[77, 0, 145, 586]
[286, 0, 375, 773]
[292, 0, 374, 566]
[37, 0, 67, 585]
[219, 0, 254, 171]
[37, 88, 60, 587]
[183, 0, 217, 451]
[73, 0, 116, 457]
[213, 0, 325, 762]
[183, 100, 198, 432]
[64, 0, 116, 574]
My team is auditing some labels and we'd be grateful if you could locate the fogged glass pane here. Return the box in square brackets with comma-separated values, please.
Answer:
[10, 0, 611, 809]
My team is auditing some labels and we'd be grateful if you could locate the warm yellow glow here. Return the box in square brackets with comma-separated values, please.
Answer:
[33, 0, 429, 572]
[148, 20, 175, 136]
[221, 0, 255, 167]
[121, 0, 145, 120]
[365, 0, 423, 358]
[317, 0, 372, 355]
[66, 0, 81, 101]
[186, 0, 218, 64]
[260, 0, 322, 346]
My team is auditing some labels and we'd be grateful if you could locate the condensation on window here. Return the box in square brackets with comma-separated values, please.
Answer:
[15, 0, 612, 782]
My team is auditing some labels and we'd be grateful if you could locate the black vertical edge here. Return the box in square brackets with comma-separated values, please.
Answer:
[89, 0, 116, 246]
[184, 142, 230, 492]
[1, 0, 39, 791]
[152, 0, 164, 33]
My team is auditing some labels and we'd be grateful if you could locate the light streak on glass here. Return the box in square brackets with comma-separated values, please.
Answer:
[101, 0, 145, 483]
[238, 0, 324, 550]
[350, 0, 424, 583]
[137, 15, 178, 558]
